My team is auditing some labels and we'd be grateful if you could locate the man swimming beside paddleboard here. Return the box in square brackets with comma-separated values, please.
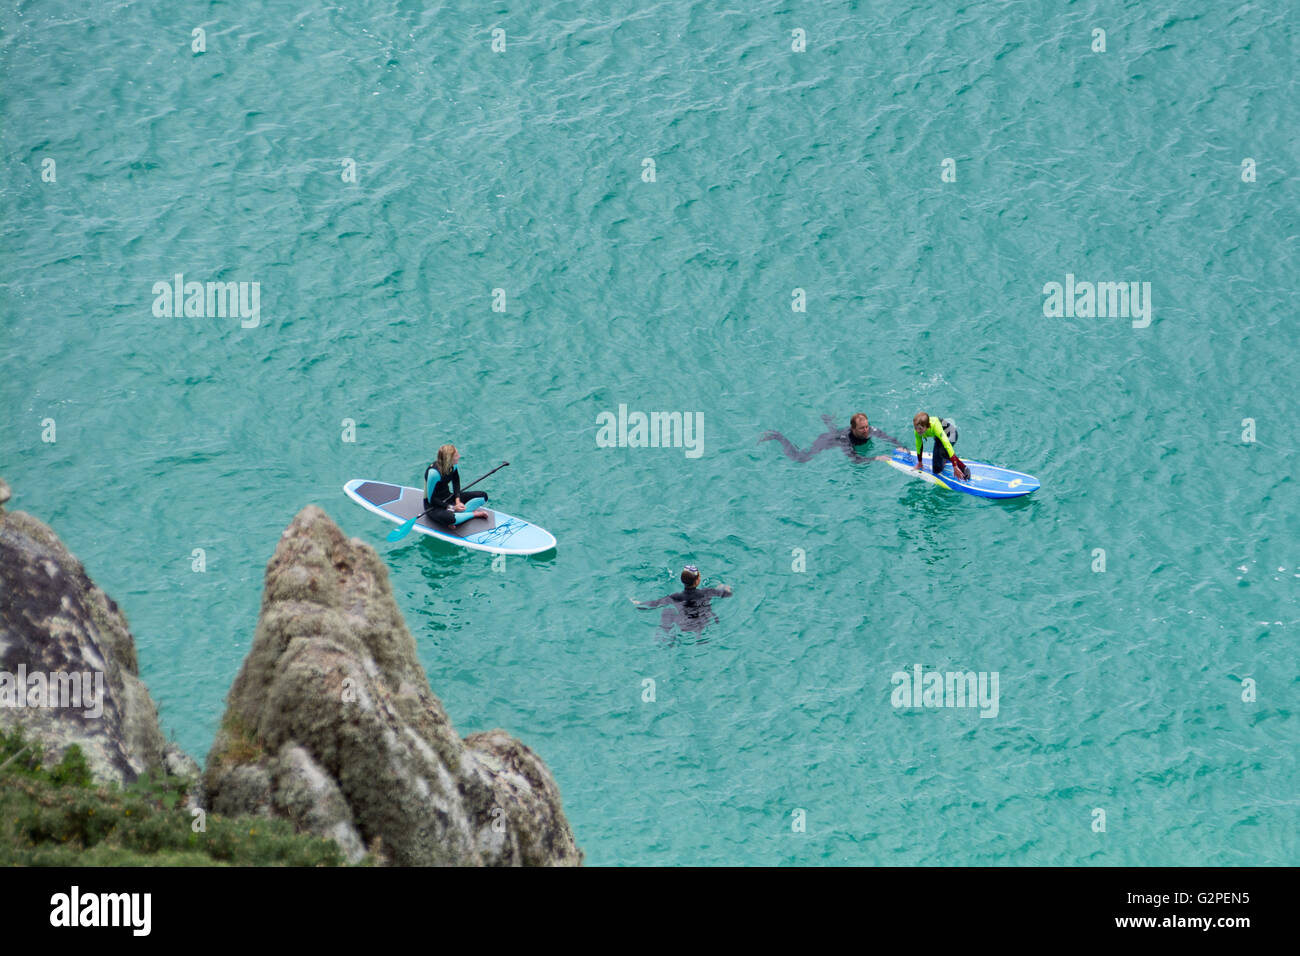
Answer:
[424, 444, 491, 527]
[760, 412, 903, 463]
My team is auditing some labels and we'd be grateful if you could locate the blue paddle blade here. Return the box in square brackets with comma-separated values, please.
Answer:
[387, 517, 418, 541]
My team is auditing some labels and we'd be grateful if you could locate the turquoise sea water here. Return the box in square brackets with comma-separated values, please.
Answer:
[2, 1, 1296, 865]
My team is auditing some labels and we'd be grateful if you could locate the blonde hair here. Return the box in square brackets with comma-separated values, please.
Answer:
[913, 412, 930, 430]
[435, 444, 457, 477]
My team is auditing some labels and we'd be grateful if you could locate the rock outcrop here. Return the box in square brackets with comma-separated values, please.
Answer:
[0, 478, 578, 865]
[203, 505, 582, 866]
[0, 477, 196, 786]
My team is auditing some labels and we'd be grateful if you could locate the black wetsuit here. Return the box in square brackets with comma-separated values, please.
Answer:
[921, 419, 960, 475]
[761, 415, 904, 463]
[423, 465, 488, 528]
[640, 585, 732, 636]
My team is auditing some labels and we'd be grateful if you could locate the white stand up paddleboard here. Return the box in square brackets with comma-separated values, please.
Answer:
[344, 480, 557, 555]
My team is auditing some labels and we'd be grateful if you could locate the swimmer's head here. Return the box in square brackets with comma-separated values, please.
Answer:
[849, 412, 870, 440]
[913, 412, 930, 434]
[681, 565, 701, 588]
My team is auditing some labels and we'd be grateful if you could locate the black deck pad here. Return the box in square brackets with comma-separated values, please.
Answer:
[355, 481, 401, 507]
[360, 483, 498, 538]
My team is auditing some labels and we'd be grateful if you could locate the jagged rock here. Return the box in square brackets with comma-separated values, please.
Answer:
[204, 505, 582, 866]
[164, 743, 201, 780]
[270, 744, 366, 863]
[0, 477, 191, 786]
[465, 730, 585, 866]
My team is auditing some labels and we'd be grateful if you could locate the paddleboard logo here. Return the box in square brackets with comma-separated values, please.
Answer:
[1041, 273, 1151, 328]
[890, 664, 999, 719]
[595, 404, 705, 459]
[0, 665, 105, 718]
[151, 274, 261, 328]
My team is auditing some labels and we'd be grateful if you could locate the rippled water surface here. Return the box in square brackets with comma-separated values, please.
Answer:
[2, 1, 1296, 864]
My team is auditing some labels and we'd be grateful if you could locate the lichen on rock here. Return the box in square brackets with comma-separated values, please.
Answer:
[203, 505, 582, 866]
[0, 477, 192, 787]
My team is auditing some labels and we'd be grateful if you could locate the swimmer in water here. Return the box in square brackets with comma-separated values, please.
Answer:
[631, 566, 732, 640]
[760, 412, 904, 463]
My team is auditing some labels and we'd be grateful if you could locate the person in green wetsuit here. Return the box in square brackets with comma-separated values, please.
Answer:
[912, 412, 971, 480]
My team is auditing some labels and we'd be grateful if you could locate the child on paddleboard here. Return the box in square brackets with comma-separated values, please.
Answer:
[912, 412, 970, 480]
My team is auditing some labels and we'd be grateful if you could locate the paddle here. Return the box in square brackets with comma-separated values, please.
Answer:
[386, 461, 510, 542]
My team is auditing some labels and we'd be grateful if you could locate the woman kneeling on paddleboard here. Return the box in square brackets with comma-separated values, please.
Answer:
[424, 444, 490, 527]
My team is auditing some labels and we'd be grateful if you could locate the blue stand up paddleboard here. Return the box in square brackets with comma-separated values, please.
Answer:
[343, 480, 557, 555]
[886, 448, 1039, 499]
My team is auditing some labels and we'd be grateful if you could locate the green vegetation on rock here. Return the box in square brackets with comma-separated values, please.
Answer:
[0, 727, 347, 866]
